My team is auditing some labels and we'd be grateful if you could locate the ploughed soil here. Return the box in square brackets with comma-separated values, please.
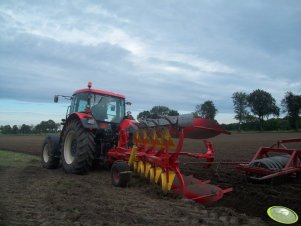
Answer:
[0, 132, 300, 226]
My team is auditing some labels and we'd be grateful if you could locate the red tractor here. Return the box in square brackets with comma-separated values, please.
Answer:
[41, 82, 232, 204]
[41, 82, 131, 174]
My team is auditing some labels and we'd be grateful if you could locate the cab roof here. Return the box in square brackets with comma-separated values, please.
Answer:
[73, 88, 125, 99]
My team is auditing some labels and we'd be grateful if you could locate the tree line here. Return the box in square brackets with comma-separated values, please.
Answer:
[231, 90, 300, 131]
[137, 106, 179, 120]
[0, 120, 60, 134]
[137, 89, 301, 131]
[1, 89, 300, 133]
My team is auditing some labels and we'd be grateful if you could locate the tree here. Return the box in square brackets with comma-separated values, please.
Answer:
[281, 92, 301, 130]
[12, 125, 19, 134]
[45, 120, 58, 132]
[55, 123, 61, 132]
[247, 89, 280, 131]
[137, 106, 179, 120]
[232, 92, 249, 131]
[34, 123, 43, 133]
[195, 100, 218, 120]
[20, 124, 32, 134]
[1, 125, 12, 134]
[150, 106, 170, 116]
[34, 120, 59, 133]
[137, 111, 151, 120]
[168, 109, 179, 116]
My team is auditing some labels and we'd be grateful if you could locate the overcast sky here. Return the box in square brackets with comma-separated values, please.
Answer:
[0, 0, 300, 125]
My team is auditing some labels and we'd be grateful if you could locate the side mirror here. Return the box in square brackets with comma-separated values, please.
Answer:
[125, 101, 132, 106]
[54, 95, 59, 103]
[61, 118, 66, 125]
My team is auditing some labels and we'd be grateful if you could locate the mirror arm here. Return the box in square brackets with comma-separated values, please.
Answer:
[54, 95, 72, 103]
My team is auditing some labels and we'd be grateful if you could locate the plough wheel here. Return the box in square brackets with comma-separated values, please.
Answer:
[111, 161, 131, 187]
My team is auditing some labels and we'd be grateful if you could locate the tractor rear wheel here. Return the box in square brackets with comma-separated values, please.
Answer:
[61, 119, 95, 174]
[111, 161, 131, 187]
[41, 135, 60, 169]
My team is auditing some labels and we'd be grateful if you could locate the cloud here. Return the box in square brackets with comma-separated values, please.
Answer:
[0, 0, 300, 125]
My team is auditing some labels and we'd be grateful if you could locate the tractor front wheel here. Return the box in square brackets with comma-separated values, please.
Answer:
[111, 161, 131, 187]
[41, 135, 60, 169]
[61, 120, 95, 174]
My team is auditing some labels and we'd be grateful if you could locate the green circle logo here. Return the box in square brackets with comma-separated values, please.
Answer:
[267, 206, 299, 224]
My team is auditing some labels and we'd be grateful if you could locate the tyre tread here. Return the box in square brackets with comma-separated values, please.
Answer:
[61, 120, 95, 174]
[41, 135, 60, 169]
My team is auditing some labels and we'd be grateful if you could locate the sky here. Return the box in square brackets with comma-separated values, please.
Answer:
[0, 0, 301, 126]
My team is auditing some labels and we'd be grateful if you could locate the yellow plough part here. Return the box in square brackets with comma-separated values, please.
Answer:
[128, 146, 139, 172]
[144, 162, 152, 178]
[149, 129, 161, 147]
[161, 171, 176, 193]
[138, 161, 144, 175]
[133, 162, 138, 171]
[128, 146, 137, 166]
[143, 130, 151, 145]
[149, 167, 162, 183]
[129, 128, 176, 193]
[160, 127, 175, 148]
[133, 129, 148, 146]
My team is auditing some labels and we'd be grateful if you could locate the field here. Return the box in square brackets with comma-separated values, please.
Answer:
[0, 132, 300, 225]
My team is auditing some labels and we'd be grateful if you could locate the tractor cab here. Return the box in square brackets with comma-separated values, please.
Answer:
[70, 87, 126, 124]
[55, 82, 127, 125]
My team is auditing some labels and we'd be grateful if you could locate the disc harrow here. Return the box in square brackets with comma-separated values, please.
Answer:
[108, 114, 233, 204]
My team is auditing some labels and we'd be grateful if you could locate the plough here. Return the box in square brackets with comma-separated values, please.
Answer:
[107, 114, 233, 204]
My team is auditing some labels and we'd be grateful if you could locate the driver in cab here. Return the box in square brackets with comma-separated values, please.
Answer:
[91, 97, 110, 121]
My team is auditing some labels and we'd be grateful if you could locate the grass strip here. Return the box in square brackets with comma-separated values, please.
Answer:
[0, 150, 39, 167]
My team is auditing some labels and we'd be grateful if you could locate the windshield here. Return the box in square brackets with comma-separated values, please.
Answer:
[90, 94, 125, 123]
[70, 92, 125, 123]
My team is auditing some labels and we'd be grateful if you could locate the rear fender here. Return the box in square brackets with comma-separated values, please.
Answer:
[119, 118, 138, 133]
[60, 113, 98, 141]
[117, 119, 138, 147]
